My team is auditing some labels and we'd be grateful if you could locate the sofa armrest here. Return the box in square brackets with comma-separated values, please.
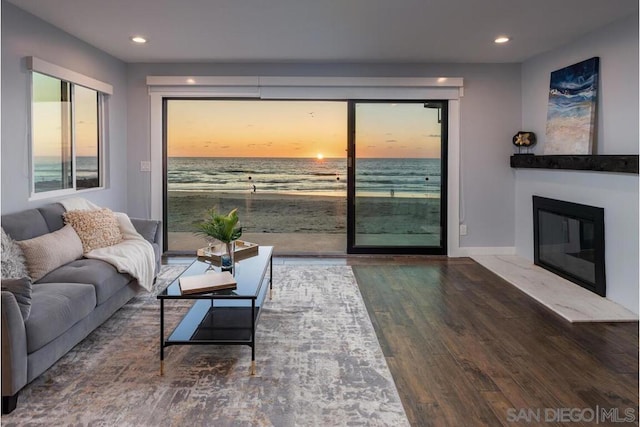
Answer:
[2, 291, 27, 397]
[130, 218, 162, 245]
[130, 218, 162, 276]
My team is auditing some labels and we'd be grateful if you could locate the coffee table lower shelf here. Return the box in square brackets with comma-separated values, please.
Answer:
[160, 299, 262, 375]
[169, 303, 260, 342]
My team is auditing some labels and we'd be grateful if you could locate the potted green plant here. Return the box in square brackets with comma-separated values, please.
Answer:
[196, 208, 242, 269]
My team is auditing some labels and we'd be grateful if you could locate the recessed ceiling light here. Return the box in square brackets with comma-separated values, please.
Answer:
[130, 36, 147, 44]
[494, 36, 510, 44]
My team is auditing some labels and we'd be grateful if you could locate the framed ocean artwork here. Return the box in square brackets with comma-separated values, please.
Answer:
[544, 57, 599, 155]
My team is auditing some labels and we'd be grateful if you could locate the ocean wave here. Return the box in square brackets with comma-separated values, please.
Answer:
[167, 157, 441, 196]
[552, 76, 596, 92]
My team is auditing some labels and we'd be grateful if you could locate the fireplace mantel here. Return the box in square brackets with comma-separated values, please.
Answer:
[510, 154, 638, 174]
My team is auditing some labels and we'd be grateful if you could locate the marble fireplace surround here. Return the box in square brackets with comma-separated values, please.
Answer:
[472, 255, 638, 323]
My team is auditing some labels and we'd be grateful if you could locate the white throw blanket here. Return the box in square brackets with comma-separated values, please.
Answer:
[59, 197, 101, 211]
[59, 198, 156, 292]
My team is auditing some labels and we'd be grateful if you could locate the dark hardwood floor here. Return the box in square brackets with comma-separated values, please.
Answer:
[348, 257, 639, 427]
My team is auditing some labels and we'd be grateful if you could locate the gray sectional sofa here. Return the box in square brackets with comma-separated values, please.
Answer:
[1, 202, 161, 413]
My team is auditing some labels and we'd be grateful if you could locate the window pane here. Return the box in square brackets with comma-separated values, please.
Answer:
[165, 99, 347, 253]
[74, 86, 100, 189]
[32, 72, 72, 193]
[353, 102, 444, 249]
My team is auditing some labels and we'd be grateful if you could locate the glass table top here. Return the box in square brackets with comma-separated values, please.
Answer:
[158, 246, 273, 299]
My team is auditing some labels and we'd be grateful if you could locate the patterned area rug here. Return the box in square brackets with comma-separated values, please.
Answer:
[2, 265, 409, 426]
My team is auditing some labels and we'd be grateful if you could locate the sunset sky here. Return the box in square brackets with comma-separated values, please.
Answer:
[166, 100, 442, 159]
[33, 72, 99, 158]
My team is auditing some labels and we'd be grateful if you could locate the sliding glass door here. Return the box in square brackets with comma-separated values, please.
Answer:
[163, 98, 446, 255]
[347, 101, 447, 254]
[164, 99, 347, 254]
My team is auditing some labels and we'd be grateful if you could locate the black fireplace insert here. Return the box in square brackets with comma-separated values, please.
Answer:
[533, 196, 606, 296]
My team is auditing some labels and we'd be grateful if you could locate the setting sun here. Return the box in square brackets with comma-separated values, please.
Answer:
[317, 153, 324, 160]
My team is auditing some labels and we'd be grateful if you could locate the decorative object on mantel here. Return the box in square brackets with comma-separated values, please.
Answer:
[544, 57, 599, 155]
[512, 131, 537, 155]
[195, 208, 242, 272]
[510, 154, 639, 174]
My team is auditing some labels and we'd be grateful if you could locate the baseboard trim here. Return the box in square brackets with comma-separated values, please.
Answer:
[450, 246, 516, 257]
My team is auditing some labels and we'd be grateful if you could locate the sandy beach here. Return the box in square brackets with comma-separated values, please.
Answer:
[167, 190, 441, 251]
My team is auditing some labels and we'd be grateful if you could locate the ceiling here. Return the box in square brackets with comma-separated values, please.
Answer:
[6, 0, 639, 64]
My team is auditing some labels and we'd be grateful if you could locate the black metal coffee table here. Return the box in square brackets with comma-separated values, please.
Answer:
[157, 246, 273, 375]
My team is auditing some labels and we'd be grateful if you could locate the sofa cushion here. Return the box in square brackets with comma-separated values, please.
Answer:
[17, 225, 84, 281]
[63, 208, 123, 253]
[1, 209, 51, 241]
[1, 277, 32, 320]
[37, 258, 132, 305]
[37, 203, 66, 233]
[25, 283, 96, 353]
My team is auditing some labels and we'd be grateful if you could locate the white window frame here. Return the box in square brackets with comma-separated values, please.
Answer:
[146, 76, 464, 256]
[27, 57, 112, 200]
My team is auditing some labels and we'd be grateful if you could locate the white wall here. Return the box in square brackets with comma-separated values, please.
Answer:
[1, 1, 128, 214]
[126, 62, 521, 251]
[517, 15, 639, 313]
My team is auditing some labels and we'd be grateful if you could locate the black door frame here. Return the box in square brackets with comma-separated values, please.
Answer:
[346, 100, 448, 255]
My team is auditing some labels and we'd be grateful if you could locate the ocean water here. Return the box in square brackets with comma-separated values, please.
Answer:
[168, 157, 441, 198]
[34, 156, 99, 183]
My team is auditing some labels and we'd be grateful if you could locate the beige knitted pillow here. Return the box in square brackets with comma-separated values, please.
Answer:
[17, 225, 83, 281]
[63, 208, 123, 254]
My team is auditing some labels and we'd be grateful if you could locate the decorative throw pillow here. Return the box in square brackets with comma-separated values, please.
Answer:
[17, 225, 83, 282]
[1, 227, 29, 279]
[1, 277, 32, 320]
[63, 208, 123, 254]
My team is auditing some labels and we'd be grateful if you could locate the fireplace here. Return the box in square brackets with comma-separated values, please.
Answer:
[533, 196, 606, 296]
